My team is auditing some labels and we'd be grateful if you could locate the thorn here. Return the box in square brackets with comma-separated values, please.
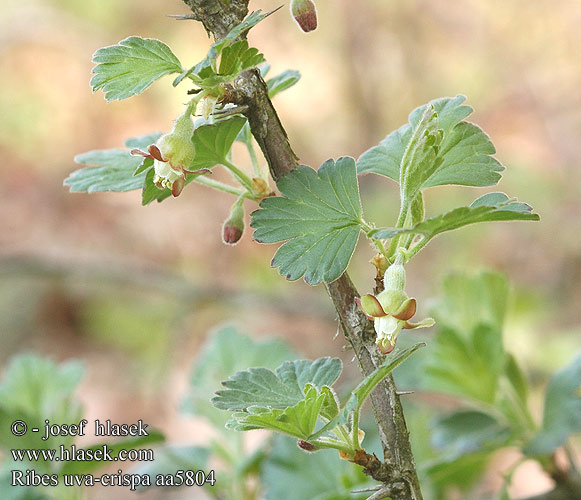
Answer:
[166, 14, 198, 20]
[365, 487, 393, 500]
[352, 486, 382, 494]
[396, 391, 415, 396]
[333, 327, 340, 340]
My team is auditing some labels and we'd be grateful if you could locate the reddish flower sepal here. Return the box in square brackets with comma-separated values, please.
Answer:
[131, 146, 210, 197]
[356, 263, 434, 354]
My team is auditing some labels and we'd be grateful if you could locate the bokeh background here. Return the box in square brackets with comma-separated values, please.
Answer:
[1, 0, 580, 498]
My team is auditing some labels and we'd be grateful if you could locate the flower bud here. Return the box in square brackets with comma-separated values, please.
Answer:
[384, 262, 406, 292]
[222, 197, 245, 245]
[290, 0, 318, 33]
[156, 110, 196, 170]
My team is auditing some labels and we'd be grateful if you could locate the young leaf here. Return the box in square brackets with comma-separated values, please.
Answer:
[91, 37, 182, 101]
[218, 40, 265, 79]
[189, 116, 247, 169]
[212, 357, 342, 411]
[226, 384, 326, 438]
[251, 157, 363, 285]
[357, 95, 504, 191]
[524, 353, 581, 455]
[371, 192, 539, 243]
[174, 10, 273, 87]
[267, 69, 301, 98]
[65, 133, 161, 194]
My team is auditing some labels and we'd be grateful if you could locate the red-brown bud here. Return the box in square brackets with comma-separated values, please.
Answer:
[290, 0, 318, 33]
[297, 440, 316, 452]
[222, 197, 245, 245]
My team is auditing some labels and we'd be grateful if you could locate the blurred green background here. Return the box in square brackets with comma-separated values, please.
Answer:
[0, 0, 580, 498]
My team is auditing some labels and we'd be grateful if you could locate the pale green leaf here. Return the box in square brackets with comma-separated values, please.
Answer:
[66, 133, 161, 194]
[189, 116, 247, 169]
[212, 357, 342, 411]
[251, 157, 363, 285]
[524, 353, 581, 455]
[218, 40, 265, 78]
[91, 37, 182, 101]
[226, 384, 325, 438]
[357, 95, 504, 192]
[267, 69, 301, 98]
[371, 192, 539, 242]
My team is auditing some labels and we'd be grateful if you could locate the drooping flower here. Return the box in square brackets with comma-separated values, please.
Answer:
[131, 108, 209, 197]
[356, 262, 434, 354]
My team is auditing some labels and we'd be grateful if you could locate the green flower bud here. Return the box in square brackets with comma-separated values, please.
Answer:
[383, 262, 406, 292]
[290, 0, 318, 33]
[156, 110, 196, 171]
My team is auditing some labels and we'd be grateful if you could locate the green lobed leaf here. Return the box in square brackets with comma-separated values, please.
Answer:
[212, 357, 342, 411]
[524, 353, 581, 455]
[65, 133, 161, 194]
[267, 69, 301, 98]
[182, 325, 295, 427]
[251, 157, 363, 285]
[371, 192, 539, 242]
[357, 95, 504, 191]
[430, 411, 511, 461]
[218, 40, 265, 79]
[91, 37, 182, 101]
[226, 384, 326, 438]
[189, 115, 247, 170]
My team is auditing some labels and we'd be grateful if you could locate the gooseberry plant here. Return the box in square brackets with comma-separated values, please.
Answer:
[63, 1, 573, 499]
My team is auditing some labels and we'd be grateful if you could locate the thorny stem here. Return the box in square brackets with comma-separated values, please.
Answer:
[180, 0, 423, 497]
